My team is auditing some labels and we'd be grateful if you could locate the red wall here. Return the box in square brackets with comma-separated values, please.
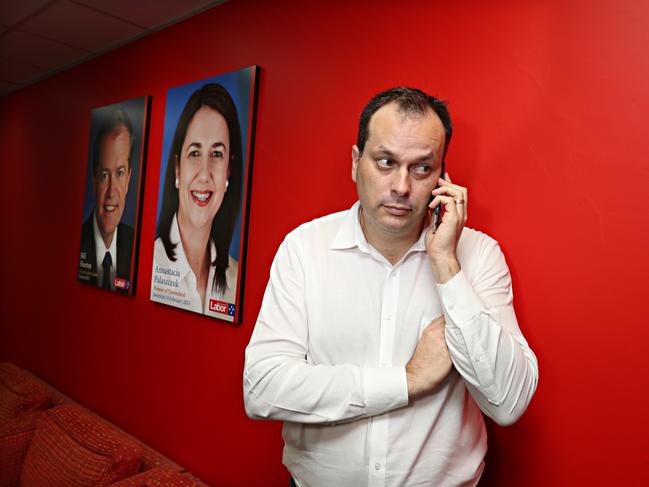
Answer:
[1, 0, 648, 485]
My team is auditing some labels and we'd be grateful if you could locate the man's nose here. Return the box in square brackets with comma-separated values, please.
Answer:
[105, 175, 115, 197]
[391, 167, 411, 197]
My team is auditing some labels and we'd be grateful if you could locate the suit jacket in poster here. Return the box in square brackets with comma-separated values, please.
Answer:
[78, 214, 134, 294]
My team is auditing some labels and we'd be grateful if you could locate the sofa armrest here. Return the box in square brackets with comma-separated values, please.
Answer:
[0, 412, 40, 487]
[0, 363, 50, 420]
[111, 466, 205, 487]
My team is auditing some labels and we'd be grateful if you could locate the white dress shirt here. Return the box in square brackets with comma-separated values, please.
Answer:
[151, 214, 239, 321]
[244, 202, 538, 487]
[93, 212, 117, 290]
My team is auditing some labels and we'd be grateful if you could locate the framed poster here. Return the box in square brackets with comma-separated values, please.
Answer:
[77, 96, 149, 295]
[150, 66, 258, 323]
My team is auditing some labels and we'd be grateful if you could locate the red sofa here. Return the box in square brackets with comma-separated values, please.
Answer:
[0, 363, 208, 486]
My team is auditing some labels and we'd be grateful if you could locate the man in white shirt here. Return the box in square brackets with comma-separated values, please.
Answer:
[244, 87, 538, 487]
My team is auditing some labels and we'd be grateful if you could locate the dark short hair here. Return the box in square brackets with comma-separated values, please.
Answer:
[92, 108, 134, 175]
[357, 87, 453, 161]
[156, 83, 243, 295]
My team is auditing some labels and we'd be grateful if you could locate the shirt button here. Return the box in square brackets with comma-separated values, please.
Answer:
[391, 270, 397, 277]
[386, 314, 392, 320]
[375, 463, 381, 470]
[448, 303, 455, 311]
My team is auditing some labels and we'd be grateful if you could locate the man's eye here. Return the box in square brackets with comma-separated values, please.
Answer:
[211, 150, 223, 158]
[117, 169, 125, 177]
[188, 150, 199, 157]
[377, 158, 392, 168]
[412, 164, 431, 175]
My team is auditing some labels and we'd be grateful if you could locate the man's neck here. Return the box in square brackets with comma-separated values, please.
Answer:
[94, 212, 115, 249]
[101, 234, 114, 248]
[359, 208, 423, 266]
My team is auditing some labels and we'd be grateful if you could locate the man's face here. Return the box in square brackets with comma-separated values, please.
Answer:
[93, 127, 131, 245]
[352, 103, 445, 241]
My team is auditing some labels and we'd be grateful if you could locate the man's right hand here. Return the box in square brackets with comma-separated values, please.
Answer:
[405, 316, 453, 399]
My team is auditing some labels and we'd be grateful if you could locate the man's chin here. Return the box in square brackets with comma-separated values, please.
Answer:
[98, 219, 118, 240]
[380, 212, 426, 234]
[379, 218, 415, 234]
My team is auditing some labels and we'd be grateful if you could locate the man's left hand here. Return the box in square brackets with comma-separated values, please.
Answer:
[425, 174, 467, 283]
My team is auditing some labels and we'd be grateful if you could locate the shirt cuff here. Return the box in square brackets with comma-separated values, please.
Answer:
[436, 270, 485, 327]
[363, 366, 409, 416]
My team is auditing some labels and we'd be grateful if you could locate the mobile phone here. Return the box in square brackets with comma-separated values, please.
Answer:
[432, 161, 446, 232]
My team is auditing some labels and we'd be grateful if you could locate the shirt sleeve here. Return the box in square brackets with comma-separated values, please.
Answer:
[436, 239, 538, 426]
[243, 232, 409, 423]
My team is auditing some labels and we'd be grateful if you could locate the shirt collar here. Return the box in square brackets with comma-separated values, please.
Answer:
[330, 201, 430, 255]
[412, 220, 430, 252]
[330, 201, 369, 252]
[93, 211, 117, 265]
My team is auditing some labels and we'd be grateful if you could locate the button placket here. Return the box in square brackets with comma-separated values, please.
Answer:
[367, 266, 400, 487]
[367, 416, 389, 486]
[379, 266, 399, 366]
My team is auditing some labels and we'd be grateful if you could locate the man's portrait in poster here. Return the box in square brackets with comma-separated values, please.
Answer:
[77, 96, 148, 295]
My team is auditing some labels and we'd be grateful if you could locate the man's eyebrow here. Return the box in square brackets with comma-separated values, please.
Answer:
[372, 146, 437, 162]
[210, 142, 226, 149]
[372, 146, 397, 158]
[413, 151, 437, 163]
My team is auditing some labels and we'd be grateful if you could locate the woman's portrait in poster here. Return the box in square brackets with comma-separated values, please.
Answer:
[151, 67, 257, 322]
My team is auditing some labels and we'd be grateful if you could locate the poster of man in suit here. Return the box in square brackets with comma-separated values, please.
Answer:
[77, 96, 149, 295]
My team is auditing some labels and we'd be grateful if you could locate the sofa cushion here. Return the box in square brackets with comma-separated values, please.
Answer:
[0, 412, 40, 487]
[112, 467, 205, 486]
[0, 363, 49, 420]
[20, 404, 142, 486]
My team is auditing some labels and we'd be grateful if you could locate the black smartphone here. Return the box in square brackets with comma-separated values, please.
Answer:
[432, 160, 446, 232]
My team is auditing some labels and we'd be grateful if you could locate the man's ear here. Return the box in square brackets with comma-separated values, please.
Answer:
[351, 145, 360, 182]
[174, 155, 180, 182]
